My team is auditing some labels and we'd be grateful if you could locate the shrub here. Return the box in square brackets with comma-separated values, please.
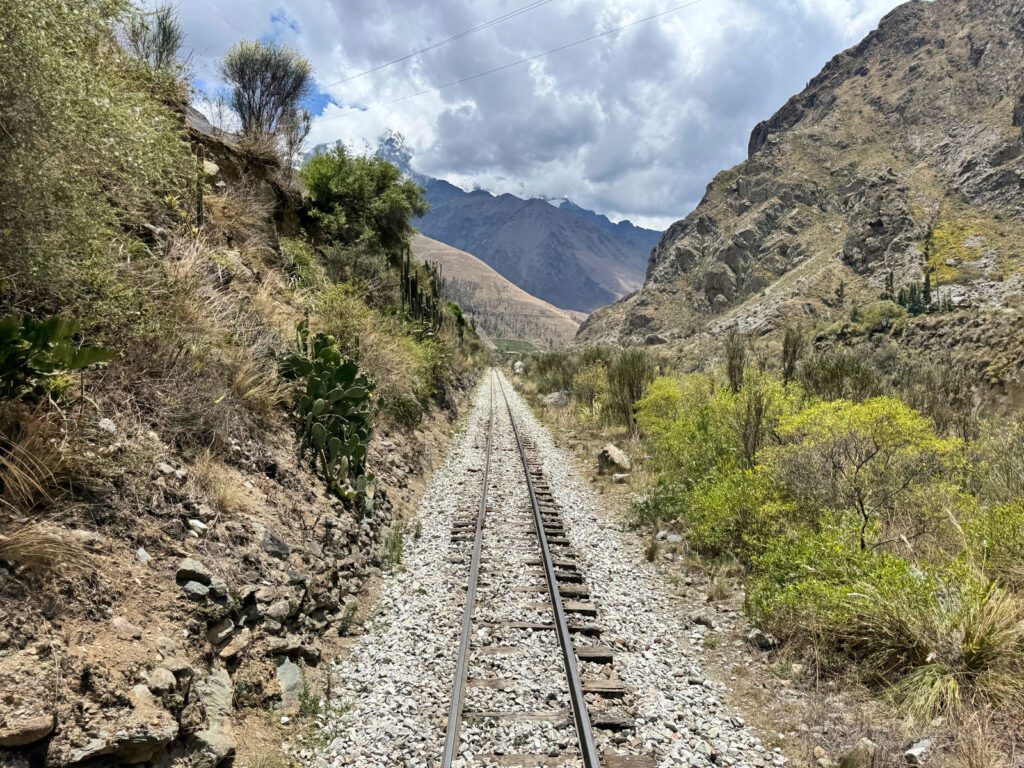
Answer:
[769, 397, 960, 550]
[0, 0, 192, 328]
[220, 41, 312, 142]
[531, 352, 576, 394]
[781, 326, 805, 384]
[571, 362, 608, 416]
[312, 284, 439, 426]
[858, 300, 907, 333]
[725, 331, 747, 393]
[606, 347, 656, 431]
[122, 3, 185, 71]
[279, 238, 327, 290]
[0, 315, 113, 402]
[897, 355, 980, 441]
[798, 348, 884, 401]
[301, 146, 428, 254]
[686, 468, 781, 559]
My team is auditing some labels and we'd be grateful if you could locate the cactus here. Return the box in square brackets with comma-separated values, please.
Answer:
[282, 320, 377, 501]
[400, 249, 447, 335]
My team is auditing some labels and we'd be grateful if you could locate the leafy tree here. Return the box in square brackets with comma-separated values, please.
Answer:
[220, 41, 311, 140]
[301, 145, 428, 254]
[769, 397, 960, 550]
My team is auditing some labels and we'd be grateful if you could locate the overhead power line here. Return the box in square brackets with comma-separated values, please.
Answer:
[319, 0, 706, 118]
[322, 0, 557, 87]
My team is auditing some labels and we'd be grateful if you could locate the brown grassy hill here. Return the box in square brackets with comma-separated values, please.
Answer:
[579, 0, 1024, 399]
[411, 233, 581, 348]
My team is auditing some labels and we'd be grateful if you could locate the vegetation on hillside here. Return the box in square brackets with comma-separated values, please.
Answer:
[522, 331, 1022, 753]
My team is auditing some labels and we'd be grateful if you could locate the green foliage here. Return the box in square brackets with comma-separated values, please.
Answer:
[857, 300, 907, 333]
[771, 397, 960, 549]
[220, 40, 312, 141]
[571, 363, 609, 416]
[0, 0, 192, 329]
[282, 322, 376, 501]
[725, 331, 747, 393]
[606, 347, 656, 430]
[781, 326, 805, 384]
[280, 237, 327, 290]
[301, 145, 428, 254]
[0, 315, 113, 401]
[686, 468, 781, 559]
[530, 352, 576, 394]
[400, 252, 445, 333]
[798, 347, 884, 402]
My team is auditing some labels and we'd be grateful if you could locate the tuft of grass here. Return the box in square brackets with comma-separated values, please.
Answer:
[0, 522, 90, 575]
[847, 582, 1024, 723]
[382, 522, 405, 571]
[0, 413, 62, 513]
[191, 449, 246, 515]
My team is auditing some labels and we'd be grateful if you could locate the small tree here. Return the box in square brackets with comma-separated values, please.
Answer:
[301, 145, 428, 254]
[781, 326, 805, 384]
[124, 3, 185, 70]
[771, 397, 959, 550]
[606, 347, 656, 433]
[725, 331, 746, 393]
[220, 41, 312, 140]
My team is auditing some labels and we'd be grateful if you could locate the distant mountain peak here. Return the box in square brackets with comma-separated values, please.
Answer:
[374, 130, 412, 174]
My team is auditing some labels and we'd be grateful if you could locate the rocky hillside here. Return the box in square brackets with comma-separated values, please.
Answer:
[579, 0, 1024, 390]
[373, 133, 659, 313]
[410, 234, 582, 348]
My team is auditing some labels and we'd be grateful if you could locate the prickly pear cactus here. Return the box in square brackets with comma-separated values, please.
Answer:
[282, 321, 377, 501]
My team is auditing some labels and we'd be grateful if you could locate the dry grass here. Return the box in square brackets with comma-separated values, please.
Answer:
[204, 181, 275, 249]
[0, 412, 62, 513]
[231, 354, 289, 417]
[0, 522, 90, 575]
[191, 448, 246, 515]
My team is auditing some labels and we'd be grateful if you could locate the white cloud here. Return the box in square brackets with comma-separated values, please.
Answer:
[177, 0, 904, 229]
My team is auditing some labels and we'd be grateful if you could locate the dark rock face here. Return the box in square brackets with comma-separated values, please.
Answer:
[413, 178, 660, 313]
[579, 0, 1024, 369]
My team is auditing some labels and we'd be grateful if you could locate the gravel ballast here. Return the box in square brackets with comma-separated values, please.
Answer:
[309, 371, 783, 768]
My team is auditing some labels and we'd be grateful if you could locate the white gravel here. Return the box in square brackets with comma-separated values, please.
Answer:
[309, 371, 782, 768]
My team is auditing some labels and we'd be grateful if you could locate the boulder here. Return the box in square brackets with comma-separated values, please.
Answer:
[146, 666, 177, 694]
[840, 737, 880, 768]
[0, 713, 56, 748]
[261, 529, 291, 560]
[176, 558, 213, 585]
[111, 616, 143, 640]
[275, 657, 304, 713]
[181, 581, 210, 601]
[541, 391, 570, 407]
[904, 739, 932, 767]
[746, 628, 780, 650]
[597, 443, 631, 474]
[190, 667, 236, 768]
[218, 628, 251, 660]
[206, 617, 235, 645]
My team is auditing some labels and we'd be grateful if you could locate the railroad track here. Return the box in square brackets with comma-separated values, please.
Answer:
[441, 370, 653, 768]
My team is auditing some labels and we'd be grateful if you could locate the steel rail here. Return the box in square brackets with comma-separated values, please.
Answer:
[495, 371, 601, 768]
[441, 370, 495, 767]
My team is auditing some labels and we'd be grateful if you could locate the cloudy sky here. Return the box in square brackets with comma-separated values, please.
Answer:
[179, 0, 904, 230]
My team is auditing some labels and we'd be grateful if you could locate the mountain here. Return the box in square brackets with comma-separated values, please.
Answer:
[579, 0, 1024, 390]
[372, 133, 660, 313]
[410, 234, 582, 348]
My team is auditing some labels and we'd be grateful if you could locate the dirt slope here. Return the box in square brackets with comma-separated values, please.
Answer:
[411, 233, 581, 348]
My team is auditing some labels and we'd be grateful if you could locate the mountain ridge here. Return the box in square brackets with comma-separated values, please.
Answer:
[578, 0, 1024, 396]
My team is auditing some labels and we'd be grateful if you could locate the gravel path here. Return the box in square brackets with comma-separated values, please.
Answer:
[309, 371, 783, 768]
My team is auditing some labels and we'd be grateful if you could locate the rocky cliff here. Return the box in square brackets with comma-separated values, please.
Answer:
[578, 0, 1024, 388]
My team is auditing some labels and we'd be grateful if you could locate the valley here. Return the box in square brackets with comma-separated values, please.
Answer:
[2, 1, 1023, 768]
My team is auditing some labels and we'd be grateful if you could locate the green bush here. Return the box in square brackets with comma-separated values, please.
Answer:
[686, 468, 782, 559]
[301, 146, 428, 254]
[571, 362, 609, 415]
[606, 347, 656, 430]
[220, 40, 312, 141]
[0, 0, 192, 330]
[798, 348, 884, 402]
[769, 397, 961, 550]
[531, 352, 576, 394]
[279, 238, 327, 290]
